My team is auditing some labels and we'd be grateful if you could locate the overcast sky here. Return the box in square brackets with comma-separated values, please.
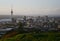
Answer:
[0, 0, 60, 16]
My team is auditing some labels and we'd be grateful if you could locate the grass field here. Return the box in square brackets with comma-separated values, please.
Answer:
[0, 32, 60, 41]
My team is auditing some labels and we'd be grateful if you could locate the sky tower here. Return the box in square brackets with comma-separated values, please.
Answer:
[11, 5, 13, 22]
[11, 5, 16, 23]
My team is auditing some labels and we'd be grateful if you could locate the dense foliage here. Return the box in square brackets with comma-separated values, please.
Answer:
[0, 32, 60, 41]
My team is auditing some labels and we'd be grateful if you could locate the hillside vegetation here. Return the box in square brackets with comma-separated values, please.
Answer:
[0, 32, 60, 41]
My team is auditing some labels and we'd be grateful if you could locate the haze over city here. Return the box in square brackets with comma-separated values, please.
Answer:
[0, 0, 60, 41]
[0, 0, 60, 16]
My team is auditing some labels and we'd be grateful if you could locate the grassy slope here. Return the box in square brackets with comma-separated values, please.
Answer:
[0, 32, 60, 41]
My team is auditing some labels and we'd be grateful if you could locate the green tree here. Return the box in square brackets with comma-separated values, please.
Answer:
[17, 22, 25, 33]
[18, 22, 24, 29]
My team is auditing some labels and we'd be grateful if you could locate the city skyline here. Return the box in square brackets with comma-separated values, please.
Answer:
[0, 0, 60, 16]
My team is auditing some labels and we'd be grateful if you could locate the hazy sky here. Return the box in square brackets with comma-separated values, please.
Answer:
[0, 0, 60, 16]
